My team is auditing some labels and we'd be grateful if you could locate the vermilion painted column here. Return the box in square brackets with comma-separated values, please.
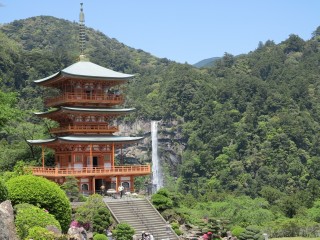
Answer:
[112, 143, 115, 167]
[130, 175, 134, 193]
[42, 145, 45, 169]
[92, 176, 95, 194]
[90, 143, 93, 168]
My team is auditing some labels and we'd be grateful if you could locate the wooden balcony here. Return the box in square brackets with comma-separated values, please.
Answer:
[31, 165, 151, 177]
[45, 93, 124, 107]
[50, 124, 119, 135]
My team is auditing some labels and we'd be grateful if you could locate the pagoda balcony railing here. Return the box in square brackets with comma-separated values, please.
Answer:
[31, 165, 151, 177]
[50, 124, 119, 134]
[45, 93, 124, 107]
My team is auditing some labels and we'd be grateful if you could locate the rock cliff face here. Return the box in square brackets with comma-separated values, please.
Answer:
[0, 200, 19, 240]
[116, 119, 186, 180]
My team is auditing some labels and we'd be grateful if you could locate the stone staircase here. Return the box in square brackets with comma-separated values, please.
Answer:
[104, 197, 179, 240]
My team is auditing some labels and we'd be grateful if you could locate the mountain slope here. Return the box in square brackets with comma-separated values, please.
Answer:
[193, 56, 220, 68]
[1, 16, 320, 201]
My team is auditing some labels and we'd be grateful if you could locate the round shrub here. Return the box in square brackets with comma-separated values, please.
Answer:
[151, 193, 173, 211]
[112, 223, 135, 240]
[93, 233, 108, 240]
[239, 225, 264, 240]
[0, 178, 8, 202]
[6, 175, 71, 232]
[25, 226, 56, 240]
[93, 207, 112, 234]
[15, 203, 61, 239]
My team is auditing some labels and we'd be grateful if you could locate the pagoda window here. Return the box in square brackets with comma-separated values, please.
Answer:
[104, 154, 111, 162]
[76, 82, 82, 89]
[85, 116, 96, 122]
[93, 145, 100, 151]
[106, 145, 111, 151]
[75, 155, 82, 162]
[98, 117, 105, 122]
[75, 116, 83, 122]
[81, 184, 89, 191]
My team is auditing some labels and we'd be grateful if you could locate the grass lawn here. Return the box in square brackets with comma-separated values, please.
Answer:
[271, 238, 320, 240]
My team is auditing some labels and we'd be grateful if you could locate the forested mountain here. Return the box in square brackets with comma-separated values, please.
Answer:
[193, 56, 220, 68]
[2, 16, 320, 236]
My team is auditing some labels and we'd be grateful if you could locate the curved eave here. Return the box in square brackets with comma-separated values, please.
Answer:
[34, 72, 60, 84]
[34, 107, 136, 117]
[59, 135, 144, 144]
[33, 61, 134, 85]
[27, 139, 57, 145]
[27, 135, 144, 145]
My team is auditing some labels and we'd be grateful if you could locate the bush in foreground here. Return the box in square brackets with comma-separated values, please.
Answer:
[25, 226, 56, 240]
[15, 203, 61, 239]
[6, 175, 71, 232]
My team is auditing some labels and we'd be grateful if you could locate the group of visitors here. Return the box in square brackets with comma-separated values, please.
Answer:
[140, 231, 154, 240]
[100, 184, 125, 198]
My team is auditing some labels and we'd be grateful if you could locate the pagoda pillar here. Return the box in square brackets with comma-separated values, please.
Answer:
[90, 143, 93, 168]
[130, 175, 134, 193]
[41, 145, 45, 169]
[112, 143, 115, 167]
[116, 176, 119, 193]
[92, 176, 95, 194]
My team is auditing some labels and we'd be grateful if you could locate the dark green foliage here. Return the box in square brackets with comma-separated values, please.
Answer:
[264, 218, 320, 238]
[93, 234, 108, 240]
[0, 178, 8, 202]
[60, 176, 81, 202]
[151, 188, 173, 211]
[239, 225, 264, 240]
[14, 203, 61, 239]
[6, 175, 71, 232]
[93, 207, 112, 234]
[112, 223, 135, 240]
[75, 194, 111, 231]
[2, 16, 320, 238]
[171, 222, 182, 235]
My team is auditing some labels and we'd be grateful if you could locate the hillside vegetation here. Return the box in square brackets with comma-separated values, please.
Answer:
[1, 16, 320, 237]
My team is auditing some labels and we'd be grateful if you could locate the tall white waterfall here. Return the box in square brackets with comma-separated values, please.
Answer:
[151, 121, 163, 192]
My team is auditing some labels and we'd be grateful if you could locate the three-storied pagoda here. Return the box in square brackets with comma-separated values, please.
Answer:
[27, 4, 150, 194]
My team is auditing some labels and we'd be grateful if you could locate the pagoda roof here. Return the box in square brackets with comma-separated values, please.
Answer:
[27, 135, 144, 145]
[34, 61, 134, 85]
[35, 106, 136, 117]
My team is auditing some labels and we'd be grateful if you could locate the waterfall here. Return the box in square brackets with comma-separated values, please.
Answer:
[151, 121, 163, 192]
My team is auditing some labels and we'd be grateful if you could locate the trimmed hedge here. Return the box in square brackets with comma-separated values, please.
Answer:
[112, 222, 135, 240]
[6, 175, 71, 232]
[15, 203, 61, 239]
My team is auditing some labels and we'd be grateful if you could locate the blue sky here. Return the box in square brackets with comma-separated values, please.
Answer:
[1, 1, 320, 64]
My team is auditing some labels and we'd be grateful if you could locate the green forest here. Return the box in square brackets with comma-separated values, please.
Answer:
[1, 16, 320, 238]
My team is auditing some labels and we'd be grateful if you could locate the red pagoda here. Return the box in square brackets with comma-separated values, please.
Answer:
[27, 4, 150, 194]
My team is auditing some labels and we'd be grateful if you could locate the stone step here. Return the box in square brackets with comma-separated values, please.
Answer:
[104, 197, 179, 240]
